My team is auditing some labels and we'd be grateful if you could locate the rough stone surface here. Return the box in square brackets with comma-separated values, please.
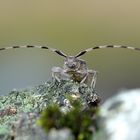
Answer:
[47, 128, 74, 140]
[95, 89, 140, 140]
[0, 80, 100, 140]
[14, 113, 47, 140]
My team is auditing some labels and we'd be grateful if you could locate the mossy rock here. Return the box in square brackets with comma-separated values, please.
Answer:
[0, 80, 100, 140]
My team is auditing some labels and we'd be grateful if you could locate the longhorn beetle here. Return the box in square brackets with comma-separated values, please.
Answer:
[0, 45, 140, 89]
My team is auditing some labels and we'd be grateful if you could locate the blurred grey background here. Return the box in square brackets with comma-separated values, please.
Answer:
[0, 0, 140, 102]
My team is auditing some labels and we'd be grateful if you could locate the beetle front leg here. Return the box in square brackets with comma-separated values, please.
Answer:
[80, 73, 88, 84]
[51, 67, 63, 82]
[51, 67, 70, 82]
[80, 70, 98, 89]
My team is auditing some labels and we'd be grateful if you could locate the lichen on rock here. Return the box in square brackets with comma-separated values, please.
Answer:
[0, 80, 100, 140]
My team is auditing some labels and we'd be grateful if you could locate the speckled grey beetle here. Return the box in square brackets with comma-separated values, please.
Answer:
[0, 45, 140, 89]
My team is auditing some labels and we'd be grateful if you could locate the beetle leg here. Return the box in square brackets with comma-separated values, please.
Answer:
[52, 67, 70, 82]
[51, 67, 63, 82]
[87, 70, 97, 89]
[80, 70, 98, 89]
[89, 70, 98, 89]
[80, 72, 88, 84]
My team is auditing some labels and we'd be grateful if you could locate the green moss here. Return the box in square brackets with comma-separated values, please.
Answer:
[38, 99, 99, 140]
